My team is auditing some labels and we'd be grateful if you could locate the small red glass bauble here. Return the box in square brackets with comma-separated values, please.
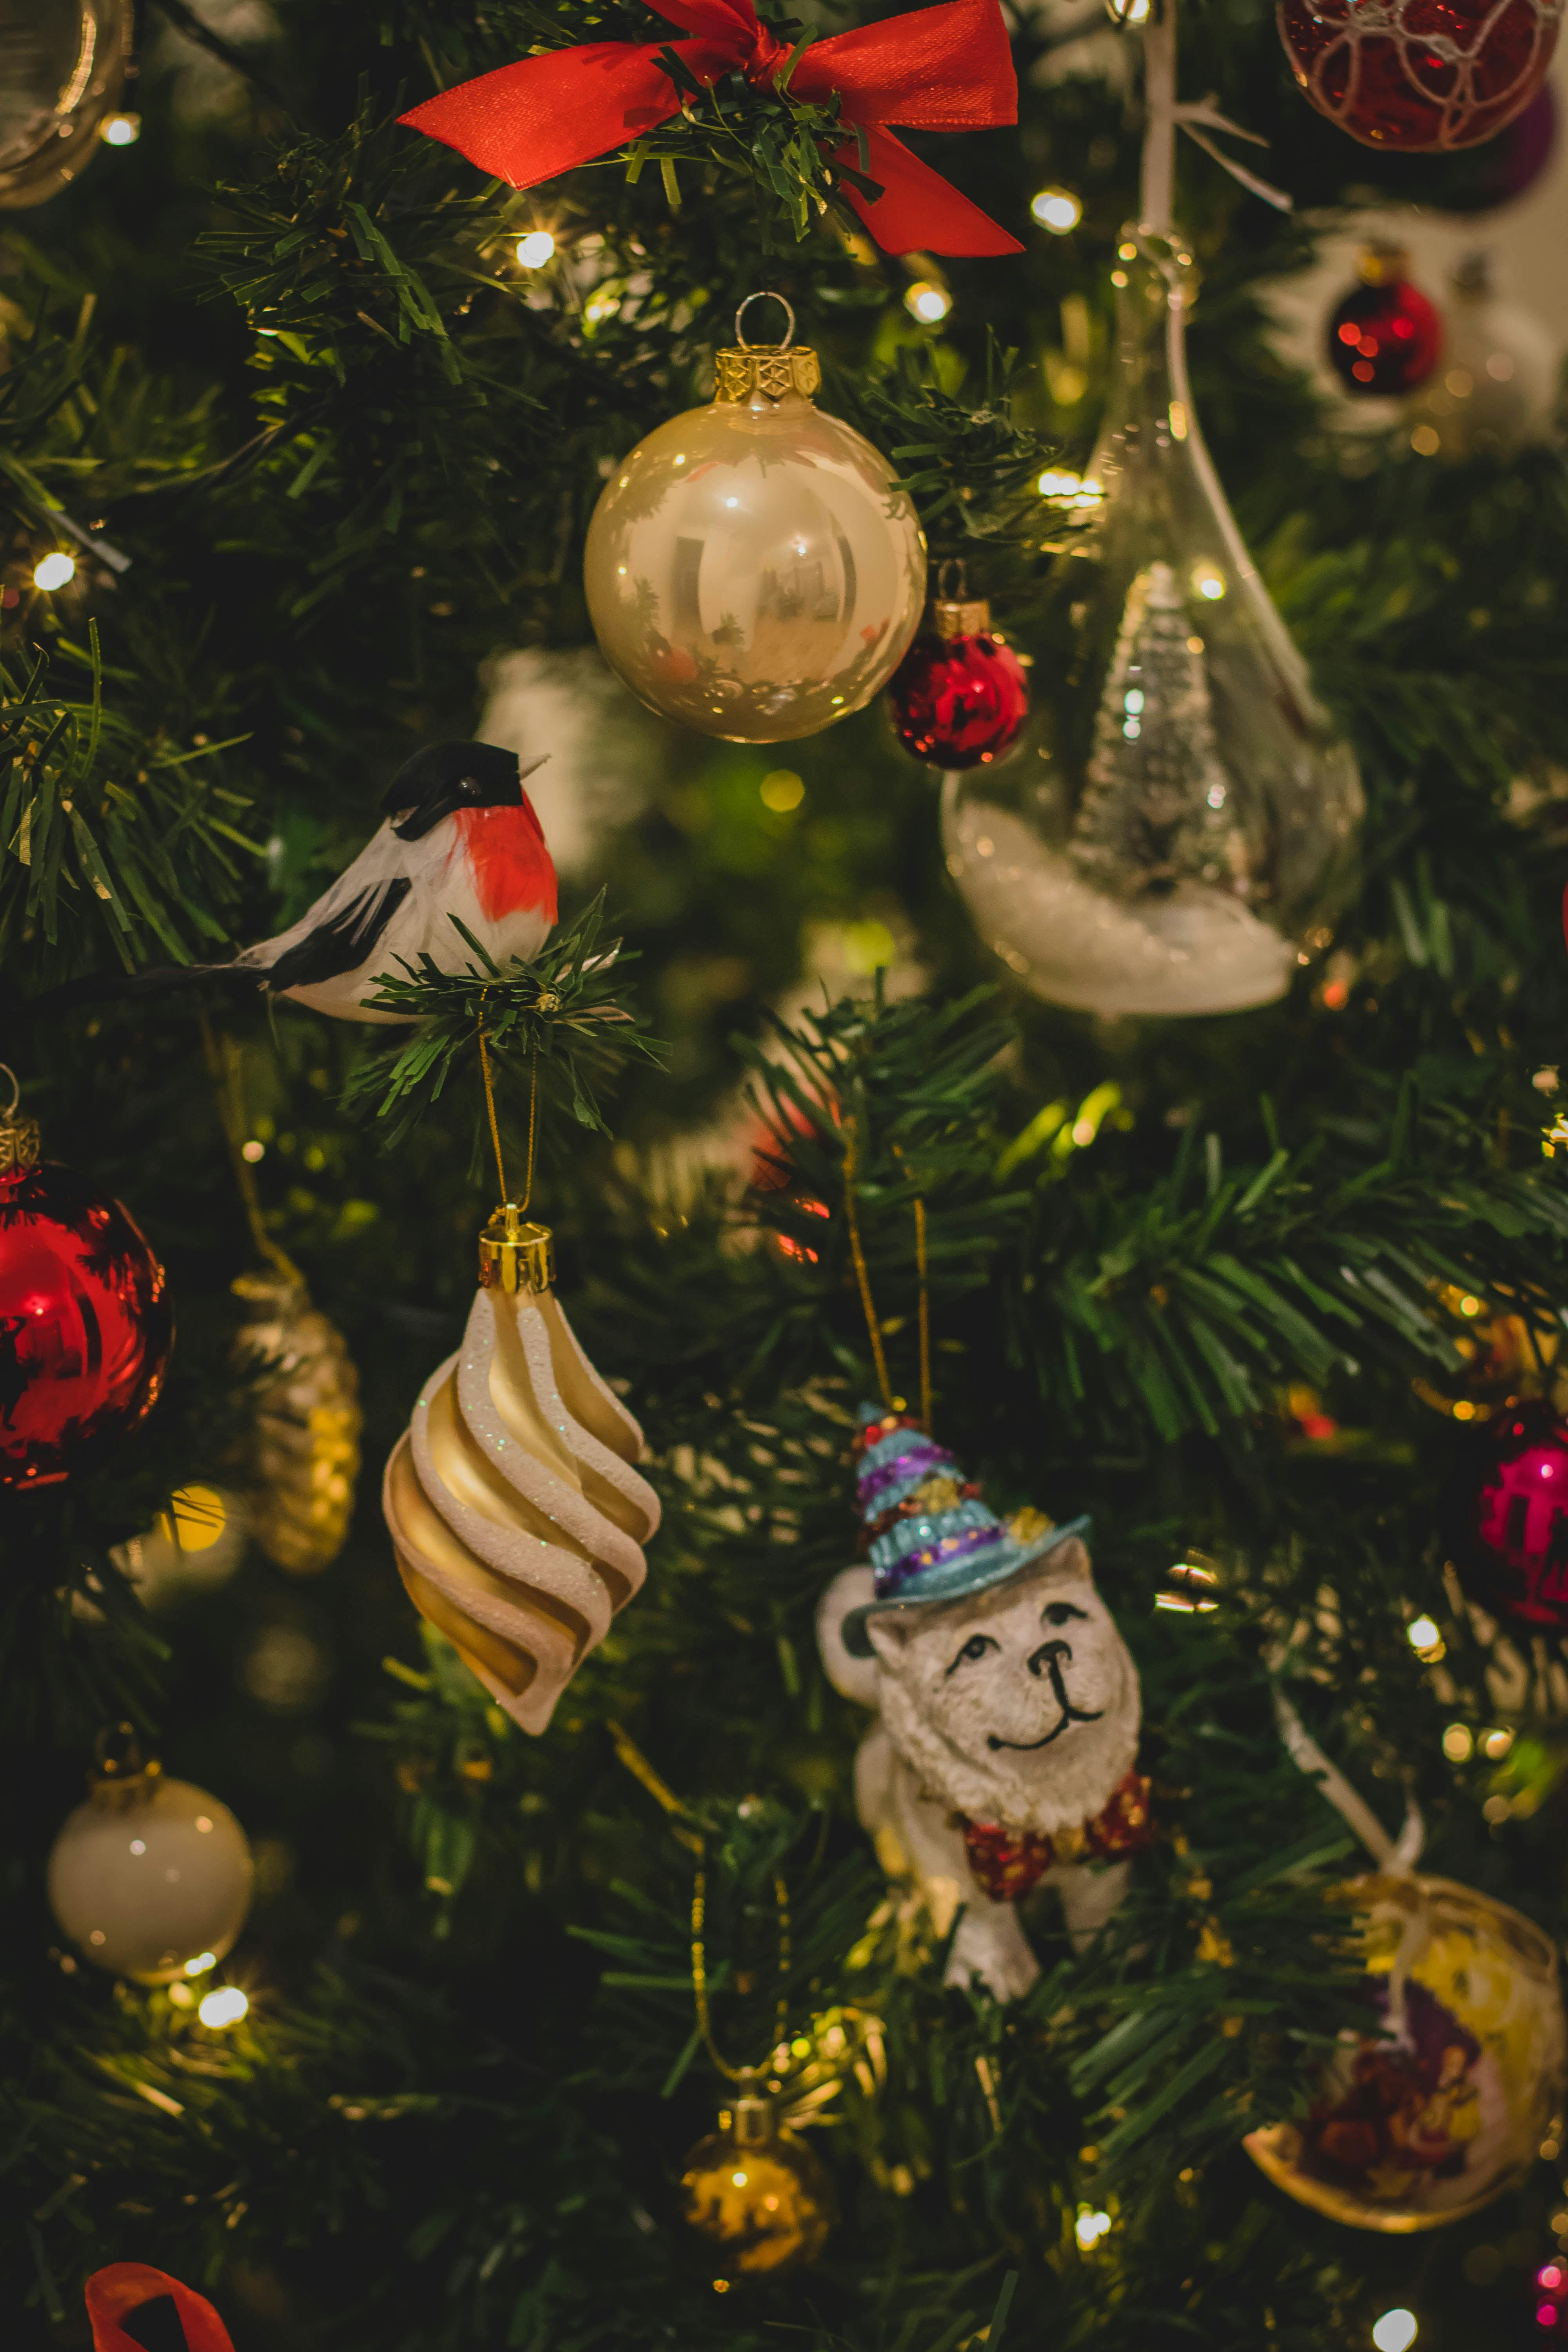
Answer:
[889, 592, 1029, 771]
[0, 1099, 171, 1490]
[1440, 1400, 1568, 1629]
[1278, 0, 1563, 150]
[1328, 248, 1443, 394]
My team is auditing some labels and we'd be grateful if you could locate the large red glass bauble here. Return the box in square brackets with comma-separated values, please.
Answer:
[889, 630, 1030, 771]
[1441, 1401, 1568, 1629]
[1278, 0, 1562, 150]
[0, 1161, 172, 1489]
[1328, 276, 1443, 393]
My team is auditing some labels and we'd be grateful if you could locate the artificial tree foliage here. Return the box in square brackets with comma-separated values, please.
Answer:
[3, 1, 1568, 2347]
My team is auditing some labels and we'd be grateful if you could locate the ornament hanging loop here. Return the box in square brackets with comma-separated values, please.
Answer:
[0, 1062, 39, 1176]
[691, 1846, 793, 2083]
[735, 290, 796, 350]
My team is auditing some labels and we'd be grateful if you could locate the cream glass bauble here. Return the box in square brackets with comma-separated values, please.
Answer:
[1404, 252, 1559, 461]
[47, 1733, 254, 1983]
[945, 229, 1363, 1019]
[583, 295, 926, 744]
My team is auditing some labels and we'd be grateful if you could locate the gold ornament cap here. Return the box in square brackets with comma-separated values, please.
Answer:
[927, 563, 993, 641]
[88, 1721, 162, 1809]
[730, 2093, 778, 2147]
[1356, 243, 1410, 287]
[930, 595, 993, 640]
[478, 1201, 555, 1295]
[715, 291, 821, 405]
[0, 1064, 40, 1178]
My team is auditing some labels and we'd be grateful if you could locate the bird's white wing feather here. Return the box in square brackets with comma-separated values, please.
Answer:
[236, 821, 412, 971]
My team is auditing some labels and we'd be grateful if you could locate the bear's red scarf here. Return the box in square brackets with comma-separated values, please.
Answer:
[959, 1769, 1154, 1902]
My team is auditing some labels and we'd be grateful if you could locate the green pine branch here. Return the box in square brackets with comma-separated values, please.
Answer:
[343, 894, 666, 1154]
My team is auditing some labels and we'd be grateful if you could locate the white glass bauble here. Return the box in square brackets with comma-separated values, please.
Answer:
[946, 230, 1363, 1019]
[584, 309, 926, 744]
[1404, 252, 1559, 460]
[0, 0, 132, 210]
[48, 1758, 253, 1983]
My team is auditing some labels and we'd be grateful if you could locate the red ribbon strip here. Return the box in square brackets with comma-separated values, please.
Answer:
[86, 2265, 236, 2352]
[399, 0, 1023, 258]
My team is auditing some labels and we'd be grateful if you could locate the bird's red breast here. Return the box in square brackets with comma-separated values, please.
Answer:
[454, 797, 558, 926]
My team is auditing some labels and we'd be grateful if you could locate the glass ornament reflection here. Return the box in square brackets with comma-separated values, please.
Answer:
[584, 296, 926, 744]
[945, 231, 1363, 1018]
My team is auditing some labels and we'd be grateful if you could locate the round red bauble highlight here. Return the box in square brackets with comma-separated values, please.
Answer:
[0, 1150, 172, 1490]
[1441, 1401, 1568, 1630]
[1327, 249, 1443, 394]
[889, 594, 1029, 771]
[1279, 0, 1563, 151]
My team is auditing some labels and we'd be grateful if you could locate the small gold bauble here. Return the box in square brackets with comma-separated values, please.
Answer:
[583, 303, 925, 744]
[1245, 1872, 1566, 2232]
[1410, 1280, 1563, 1423]
[680, 2094, 833, 2276]
[47, 1755, 254, 1985]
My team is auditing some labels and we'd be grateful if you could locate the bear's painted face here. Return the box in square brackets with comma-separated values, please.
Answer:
[866, 1540, 1141, 1837]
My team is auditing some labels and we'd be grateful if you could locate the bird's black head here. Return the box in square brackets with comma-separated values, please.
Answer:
[383, 740, 526, 840]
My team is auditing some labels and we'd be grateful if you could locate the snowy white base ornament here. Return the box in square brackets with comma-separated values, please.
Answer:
[817, 1410, 1150, 2002]
[383, 1204, 659, 1733]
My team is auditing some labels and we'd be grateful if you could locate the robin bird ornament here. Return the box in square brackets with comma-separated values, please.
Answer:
[41, 740, 559, 1025]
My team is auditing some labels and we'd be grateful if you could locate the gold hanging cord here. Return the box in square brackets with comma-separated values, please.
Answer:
[842, 1117, 933, 1430]
[607, 1721, 792, 2083]
[477, 988, 539, 1212]
[200, 1014, 303, 1287]
[692, 1860, 792, 2087]
[841, 1117, 894, 1413]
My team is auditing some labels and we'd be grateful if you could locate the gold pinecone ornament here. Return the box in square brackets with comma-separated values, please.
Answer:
[232, 1269, 363, 1575]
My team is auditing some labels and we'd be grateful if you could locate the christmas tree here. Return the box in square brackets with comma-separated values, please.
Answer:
[1068, 559, 1256, 898]
[4, 1, 1568, 2348]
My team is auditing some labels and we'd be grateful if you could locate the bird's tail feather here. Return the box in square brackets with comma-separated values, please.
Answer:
[32, 963, 262, 1016]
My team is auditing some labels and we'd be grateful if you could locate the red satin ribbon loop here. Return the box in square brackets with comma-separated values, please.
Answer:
[86, 2265, 236, 2352]
[399, 0, 1023, 257]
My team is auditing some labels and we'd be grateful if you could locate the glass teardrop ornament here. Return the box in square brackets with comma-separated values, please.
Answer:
[945, 230, 1363, 1018]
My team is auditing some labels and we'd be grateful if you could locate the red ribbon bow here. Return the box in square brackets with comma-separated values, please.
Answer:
[86, 2265, 235, 2352]
[399, 0, 1023, 258]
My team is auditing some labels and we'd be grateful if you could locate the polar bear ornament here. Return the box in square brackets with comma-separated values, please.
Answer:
[817, 1408, 1151, 2002]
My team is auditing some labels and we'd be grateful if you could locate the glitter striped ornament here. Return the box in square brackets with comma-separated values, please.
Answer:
[382, 1204, 659, 1732]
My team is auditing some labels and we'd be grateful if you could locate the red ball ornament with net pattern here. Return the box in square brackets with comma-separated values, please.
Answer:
[1328, 248, 1443, 394]
[0, 1074, 171, 1490]
[1279, 0, 1564, 150]
[888, 579, 1030, 771]
[1440, 1400, 1568, 1631]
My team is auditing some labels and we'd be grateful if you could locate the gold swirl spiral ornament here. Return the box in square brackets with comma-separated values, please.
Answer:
[383, 1241, 658, 1733]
